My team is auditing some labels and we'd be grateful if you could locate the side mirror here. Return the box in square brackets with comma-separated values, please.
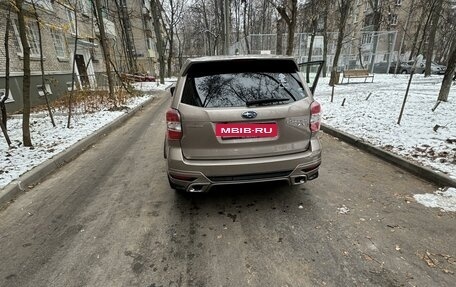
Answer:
[170, 86, 175, 96]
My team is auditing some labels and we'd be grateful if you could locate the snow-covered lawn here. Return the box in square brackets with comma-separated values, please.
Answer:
[316, 74, 455, 180]
[0, 80, 174, 189]
[315, 74, 456, 212]
[1, 75, 455, 212]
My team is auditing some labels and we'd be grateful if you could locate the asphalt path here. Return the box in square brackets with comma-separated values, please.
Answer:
[0, 91, 454, 287]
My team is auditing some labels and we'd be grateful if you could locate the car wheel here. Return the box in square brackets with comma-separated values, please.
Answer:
[401, 70, 407, 74]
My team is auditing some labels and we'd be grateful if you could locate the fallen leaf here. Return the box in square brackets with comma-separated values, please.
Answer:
[423, 251, 437, 268]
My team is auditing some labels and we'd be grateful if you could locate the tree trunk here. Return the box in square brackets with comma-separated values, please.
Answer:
[32, 0, 56, 127]
[176, 33, 183, 69]
[395, 0, 415, 74]
[200, 0, 212, 55]
[425, 0, 443, 77]
[330, 0, 351, 86]
[67, 4, 79, 128]
[409, 7, 424, 60]
[167, 28, 174, 77]
[1, 5, 12, 130]
[16, 0, 32, 146]
[94, 0, 116, 101]
[243, 1, 250, 54]
[438, 39, 456, 102]
[285, 0, 297, 56]
[1, 5, 12, 147]
[274, 0, 297, 56]
[151, 0, 166, 84]
[322, 0, 329, 77]
[307, 24, 317, 83]
[276, 17, 285, 55]
[223, 0, 230, 55]
[113, 0, 134, 73]
[367, 0, 382, 72]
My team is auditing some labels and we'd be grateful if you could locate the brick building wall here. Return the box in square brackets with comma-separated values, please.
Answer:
[0, 0, 107, 113]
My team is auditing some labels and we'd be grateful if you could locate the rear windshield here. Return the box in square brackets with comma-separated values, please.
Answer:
[181, 72, 306, 108]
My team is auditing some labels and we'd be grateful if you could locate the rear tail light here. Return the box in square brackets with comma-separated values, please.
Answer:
[310, 101, 321, 133]
[166, 109, 182, 140]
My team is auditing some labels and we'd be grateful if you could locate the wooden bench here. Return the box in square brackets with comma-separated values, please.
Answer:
[341, 69, 374, 84]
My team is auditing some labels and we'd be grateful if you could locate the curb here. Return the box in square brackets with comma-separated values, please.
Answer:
[0, 94, 163, 207]
[321, 123, 456, 188]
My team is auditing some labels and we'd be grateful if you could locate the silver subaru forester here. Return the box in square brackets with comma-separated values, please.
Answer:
[164, 55, 323, 192]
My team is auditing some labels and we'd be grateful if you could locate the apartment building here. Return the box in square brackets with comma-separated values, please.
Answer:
[111, 0, 157, 75]
[346, 0, 454, 69]
[0, 0, 157, 113]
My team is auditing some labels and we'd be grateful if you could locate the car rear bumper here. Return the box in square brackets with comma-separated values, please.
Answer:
[167, 138, 322, 192]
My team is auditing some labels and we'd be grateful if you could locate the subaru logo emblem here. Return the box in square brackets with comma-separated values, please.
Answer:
[242, 111, 257, 119]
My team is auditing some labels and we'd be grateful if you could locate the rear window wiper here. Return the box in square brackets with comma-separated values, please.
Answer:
[246, 98, 290, 107]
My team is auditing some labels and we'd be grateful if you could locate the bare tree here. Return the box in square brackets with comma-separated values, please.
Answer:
[2, 3, 12, 130]
[424, 0, 443, 76]
[394, 0, 415, 74]
[366, 0, 384, 72]
[1, 3, 12, 147]
[322, 0, 330, 77]
[270, 0, 298, 56]
[15, 0, 32, 146]
[31, 0, 56, 127]
[242, 0, 251, 54]
[67, 2, 79, 128]
[151, 0, 166, 84]
[397, 0, 439, 125]
[276, 16, 285, 55]
[329, 0, 354, 86]
[93, 0, 116, 101]
[163, 0, 186, 77]
[437, 38, 456, 101]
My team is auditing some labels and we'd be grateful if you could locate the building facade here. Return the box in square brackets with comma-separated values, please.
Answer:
[0, 0, 157, 113]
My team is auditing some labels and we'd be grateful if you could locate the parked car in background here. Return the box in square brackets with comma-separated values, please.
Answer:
[373, 62, 399, 74]
[398, 60, 446, 75]
[373, 60, 447, 75]
[164, 55, 323, 192]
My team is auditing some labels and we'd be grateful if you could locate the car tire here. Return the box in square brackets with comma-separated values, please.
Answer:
[401, 70, 407, 74]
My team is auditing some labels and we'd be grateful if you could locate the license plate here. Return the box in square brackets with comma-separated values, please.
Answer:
[216, 123, 278, 138]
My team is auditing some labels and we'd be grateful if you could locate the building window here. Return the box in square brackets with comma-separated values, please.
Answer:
[12, 20, 41, 57]
[389, 14, 398, 25]
[146, 37, 153, 49]
[67, 9, 76, 34]
[37, 84, 53, 97]
[362, 33, 372, 44]
[50, 28, 68, 59]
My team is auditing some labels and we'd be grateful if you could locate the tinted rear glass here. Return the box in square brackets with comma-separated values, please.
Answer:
[181, 72, 306, 108]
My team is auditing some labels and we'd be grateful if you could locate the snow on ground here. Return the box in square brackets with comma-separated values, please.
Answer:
[316, 74, 456, 179]
[0, 80, 175, 189]
[414, 188, 456, 212]
[0, 74, 455, 212]
[315, 74, 455, 212]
